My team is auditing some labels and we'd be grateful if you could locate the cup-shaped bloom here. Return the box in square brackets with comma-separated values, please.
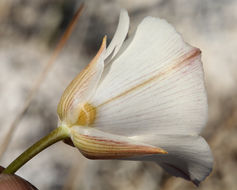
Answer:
[57, 10, 213, 185]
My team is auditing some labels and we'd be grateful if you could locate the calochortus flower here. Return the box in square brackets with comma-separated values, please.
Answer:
[3, 9, 213, 185]
[57, 9, 213, 184]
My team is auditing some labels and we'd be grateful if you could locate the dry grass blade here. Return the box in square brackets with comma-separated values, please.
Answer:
[0, 3, 84, 160]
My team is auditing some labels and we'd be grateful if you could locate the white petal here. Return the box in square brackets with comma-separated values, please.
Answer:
[104, 9, 129, 61]
[57, 37, 106, 124]
[129, 134, 213, 185]
[91, 17, 207, 136]
[70, 126, 167, 159]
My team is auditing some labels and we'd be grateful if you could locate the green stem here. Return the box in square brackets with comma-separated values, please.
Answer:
[2, 126, 70, 174]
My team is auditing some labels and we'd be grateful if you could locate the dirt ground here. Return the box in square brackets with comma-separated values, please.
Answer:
[0, 0, 237, 189]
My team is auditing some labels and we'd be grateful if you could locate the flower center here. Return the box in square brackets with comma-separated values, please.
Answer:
[76, 103, 96, 126]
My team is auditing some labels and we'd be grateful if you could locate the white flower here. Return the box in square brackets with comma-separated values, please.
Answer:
[57, 9, 213, 185]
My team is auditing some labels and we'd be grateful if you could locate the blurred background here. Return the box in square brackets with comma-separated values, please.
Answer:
[0, 0, 237, 189]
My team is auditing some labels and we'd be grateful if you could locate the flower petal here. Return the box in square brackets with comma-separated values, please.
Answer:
[104, 9, 129, 61]
[129, 134, 213, 185]
[57, 37, 106, 125]
[91, 17, 207, 136]
[70, 126, 167, 159]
